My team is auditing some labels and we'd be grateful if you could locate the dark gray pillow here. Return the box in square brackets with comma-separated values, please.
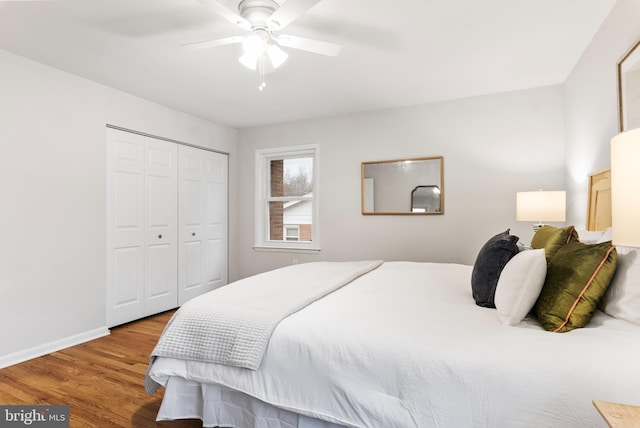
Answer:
[472, 230, 520, 308]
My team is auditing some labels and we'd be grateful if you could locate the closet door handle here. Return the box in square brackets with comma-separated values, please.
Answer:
[158, 234, 163, 239]
[192, 232, 196, 236]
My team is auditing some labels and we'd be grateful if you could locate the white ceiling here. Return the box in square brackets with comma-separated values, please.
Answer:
[0, 0, 616, 129]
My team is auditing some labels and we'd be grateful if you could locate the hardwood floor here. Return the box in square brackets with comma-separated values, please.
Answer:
[0, 310, 202, 427]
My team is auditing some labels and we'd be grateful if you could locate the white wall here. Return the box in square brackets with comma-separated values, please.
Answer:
[564, 0, 640, 228]
[7, 0, 635, 364]
[238, 85, 566, 279]
[0, 50, 238, 365]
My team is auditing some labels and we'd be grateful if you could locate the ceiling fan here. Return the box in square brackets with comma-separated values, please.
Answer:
[185, 0, 343, 90]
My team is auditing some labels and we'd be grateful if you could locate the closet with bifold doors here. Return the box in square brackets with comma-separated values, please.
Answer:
[106, 127, 228, 327]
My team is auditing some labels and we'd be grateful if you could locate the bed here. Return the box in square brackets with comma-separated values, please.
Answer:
[145, 222, 640, 428]
[145, 167, 640, 428]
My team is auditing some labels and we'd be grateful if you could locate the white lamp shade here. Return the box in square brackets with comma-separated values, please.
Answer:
[611, 128, 640, 247]
[238, 52, 258, 70]
[242, 34, 264, 57]
[267, 44, 288, 69]
[516, 191, 566, 222]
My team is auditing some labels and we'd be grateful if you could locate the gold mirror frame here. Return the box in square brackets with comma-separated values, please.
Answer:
[618, 38, 640, 132]
[361, 156, 444, 215]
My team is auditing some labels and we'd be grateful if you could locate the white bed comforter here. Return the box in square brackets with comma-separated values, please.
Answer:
[147, 260, 383, 378]
[147, 261, 640, 428]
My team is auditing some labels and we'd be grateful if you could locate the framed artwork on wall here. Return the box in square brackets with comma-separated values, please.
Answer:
[618, 38, 640, 132]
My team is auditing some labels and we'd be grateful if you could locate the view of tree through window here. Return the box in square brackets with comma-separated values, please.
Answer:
[283, 159, 313, 196]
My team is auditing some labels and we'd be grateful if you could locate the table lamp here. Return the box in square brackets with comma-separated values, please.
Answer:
[611, 128, 640, 247]
[516, 190, 566, 231]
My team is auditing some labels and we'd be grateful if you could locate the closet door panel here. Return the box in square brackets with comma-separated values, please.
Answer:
[179, 146, 228, 305]
[184, 241, 204, 287]
[111, 141, 144, 249]
[183, 180, 203, 227]
[145, 242, 175, 312]
[107, 129, 146, 326]
[179, 146, 207, 305]
[147, 177, 172, 226]
[207, 182, 225, 235]
[144, 139, 178, 315]
[206, 239, 224, 284]
[113, 247, 143, 306]
[204, 151, 228, 291]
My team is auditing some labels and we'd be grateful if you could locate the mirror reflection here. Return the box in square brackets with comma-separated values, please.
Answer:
[361, 156, 444, 215]
[411, 185, 441, 213]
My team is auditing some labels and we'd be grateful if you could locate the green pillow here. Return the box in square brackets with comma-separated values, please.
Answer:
[531, 225, 579, 263]
[535, 240, 617, 332]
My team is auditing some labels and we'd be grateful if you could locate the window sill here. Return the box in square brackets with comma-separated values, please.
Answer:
[252, 245, 321, 254]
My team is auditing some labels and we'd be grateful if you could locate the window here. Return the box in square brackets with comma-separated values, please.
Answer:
[284, 225, 300, 241]
[255, 145, 319, 251]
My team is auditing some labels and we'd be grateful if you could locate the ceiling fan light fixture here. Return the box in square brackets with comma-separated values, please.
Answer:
[191, 0, 343, 91]
[239, 33, 267, 70]
[238, 52, 258, 70]
[239, 31, 287, 72]
[267, 43, 288, 69]
[242, 33, 265, 57]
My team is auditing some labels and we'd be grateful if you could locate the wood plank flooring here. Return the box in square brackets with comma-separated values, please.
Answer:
[0, 310, 202, 427]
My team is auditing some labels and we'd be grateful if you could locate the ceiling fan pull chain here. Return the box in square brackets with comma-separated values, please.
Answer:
[258, 55, 267, 91]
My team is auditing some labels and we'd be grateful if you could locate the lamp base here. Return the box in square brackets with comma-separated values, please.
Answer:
[532, 223, 547, 232]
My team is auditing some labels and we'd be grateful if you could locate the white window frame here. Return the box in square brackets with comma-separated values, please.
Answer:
[284, 225, 300, 241]
[254, 144, 320, 252]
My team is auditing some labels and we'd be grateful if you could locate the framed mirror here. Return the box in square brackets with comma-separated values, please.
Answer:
[618, 38, 640, 131]
[361, 156, 444, 215]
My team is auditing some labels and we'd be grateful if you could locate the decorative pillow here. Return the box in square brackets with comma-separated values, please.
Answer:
[600, 246, 640, 324]
[471, 230, 520, 308]
[535, 240, 618, 332]
[576, 229, 604, 244]
[597, 227, 613, 243]
[495, 249, 547, 326]
[531, 225, 579, 263]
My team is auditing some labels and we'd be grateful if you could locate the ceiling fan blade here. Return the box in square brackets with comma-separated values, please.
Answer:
[195, 0, 251, 30]
[182, 36, 244, 50]
[276, 35, 342, 56]
[267, 0, 322, 30]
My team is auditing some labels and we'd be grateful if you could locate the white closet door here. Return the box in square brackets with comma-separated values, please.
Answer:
[178, 145, 205, 305]
[178, 145, 228, 305]
[144, 139, 178, 315]
[204, 150, 228, 292]
[107, 129, 179, 327]
[106, 129, 146, 326]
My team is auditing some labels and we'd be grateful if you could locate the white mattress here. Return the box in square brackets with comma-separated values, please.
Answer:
[148, 261, 640, 427]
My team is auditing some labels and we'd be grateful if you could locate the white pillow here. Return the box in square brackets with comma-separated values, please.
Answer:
[597, 227, 613, 243]
[576, 229, 604, 244]
[495, 249, 547, 326]
[601, 246, 640, 324]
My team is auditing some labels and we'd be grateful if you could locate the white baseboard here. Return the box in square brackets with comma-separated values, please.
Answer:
[0, 327, 110, 369]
